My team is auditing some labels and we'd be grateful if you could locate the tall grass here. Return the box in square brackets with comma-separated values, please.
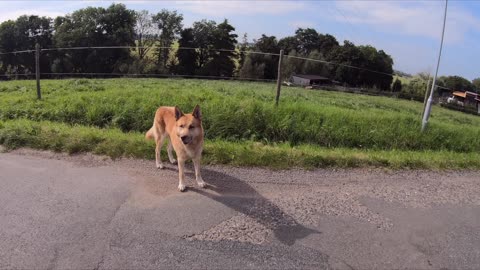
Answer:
[1, 78, 480, 153]
[1, 119, 480, 170]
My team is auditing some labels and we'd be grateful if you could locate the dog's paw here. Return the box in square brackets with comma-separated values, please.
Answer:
[197, 181, 207, 189]
[169, 159, 177, 165]
[156, 162, 164, 169]
[178, 184, 187, 192]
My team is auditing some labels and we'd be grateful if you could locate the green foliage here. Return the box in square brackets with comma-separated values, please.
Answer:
[2, 119, 480, 170]
[152, 9, 183, 69]
[439, 75, 475, 92]
[53, 4, 136, 73]
[392, 78, 402, 92]
[0, 15, 54, 75]
[176, 28, 197, 75]
[472, 78, 480, 92]
[1, 79, 480, 154]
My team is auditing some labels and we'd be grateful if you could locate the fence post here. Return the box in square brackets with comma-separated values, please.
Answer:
[275, 49, 284, 106]
[35, 43, 41, 100]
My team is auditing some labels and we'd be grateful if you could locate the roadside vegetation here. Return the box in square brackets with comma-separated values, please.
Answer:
[1, 78, 480, 169]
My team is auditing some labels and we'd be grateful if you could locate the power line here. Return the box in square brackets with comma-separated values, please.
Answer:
[38, 72, 276, 82]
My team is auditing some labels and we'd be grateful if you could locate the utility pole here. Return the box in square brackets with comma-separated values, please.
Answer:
[422, 75, 431, 119]
[422, 0, 448, 131]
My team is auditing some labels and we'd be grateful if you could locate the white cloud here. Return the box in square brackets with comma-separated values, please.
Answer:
[173, 0, 306, 16]
[333, 1, 480, 44]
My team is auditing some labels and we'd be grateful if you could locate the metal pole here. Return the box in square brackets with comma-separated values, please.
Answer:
[422, 75, 431, 119]
[35, 43, 41, 100]
[275, 49, 284, 106]
[422, 0, 447, 131]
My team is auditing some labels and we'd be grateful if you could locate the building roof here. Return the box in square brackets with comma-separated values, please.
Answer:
[292, 74, 330, 80]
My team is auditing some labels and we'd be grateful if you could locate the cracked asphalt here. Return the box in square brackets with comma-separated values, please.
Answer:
[1, 148, 480, 269]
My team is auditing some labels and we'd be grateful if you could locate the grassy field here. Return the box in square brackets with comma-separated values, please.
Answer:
[1, 78, 480, 169]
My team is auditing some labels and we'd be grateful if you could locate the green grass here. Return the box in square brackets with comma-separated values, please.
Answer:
[1, 78, 479, 169]
[1, 119, 479, 170]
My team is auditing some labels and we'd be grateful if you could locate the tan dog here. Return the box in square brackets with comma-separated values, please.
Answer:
[145, 105, 206, 192]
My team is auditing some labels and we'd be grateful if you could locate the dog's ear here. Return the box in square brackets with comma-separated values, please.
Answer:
[192, 104, 202, 120]
[175, 106, 184, 120]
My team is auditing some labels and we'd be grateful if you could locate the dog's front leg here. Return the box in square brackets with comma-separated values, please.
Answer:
[193, 157, 207, 188]
[177, 158, 186, 192]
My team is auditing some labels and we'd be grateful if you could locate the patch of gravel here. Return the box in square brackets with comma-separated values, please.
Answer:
[185, 214, 271, 245]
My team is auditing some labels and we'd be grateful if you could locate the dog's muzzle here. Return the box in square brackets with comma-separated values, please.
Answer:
[181, 136, 192, 145]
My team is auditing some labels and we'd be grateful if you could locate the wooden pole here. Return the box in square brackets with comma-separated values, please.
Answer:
[275, 49, 284, 106]
[35, 43, 41, 100]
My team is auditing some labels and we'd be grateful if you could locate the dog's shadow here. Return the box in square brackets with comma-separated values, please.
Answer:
[185, 166, 320, 246]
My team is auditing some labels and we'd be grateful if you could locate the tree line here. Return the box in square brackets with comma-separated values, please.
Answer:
[1, 3, 478, 94]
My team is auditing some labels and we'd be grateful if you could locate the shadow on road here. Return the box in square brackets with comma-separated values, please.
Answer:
[190, 167, 320, 246]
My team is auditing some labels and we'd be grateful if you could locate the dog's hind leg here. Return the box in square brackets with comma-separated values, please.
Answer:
[167, 140, 177, 164]
[155, 134, 167, 169]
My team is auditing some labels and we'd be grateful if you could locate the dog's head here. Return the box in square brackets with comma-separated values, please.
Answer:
[175, 105, 203, 145]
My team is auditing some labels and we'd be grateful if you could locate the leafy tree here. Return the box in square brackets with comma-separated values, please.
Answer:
[392, 78, 402, 92]
[294, 28, 320, 55]
[439, 75, 475, 92]
[241, 34, 280, 80]
[239, 55, 265, 79]
[0, 15, 53, 75]
[192, 20, 217, 69]
[54, 4, 136, 73]
[134, 10, 156, 60]
[200, 19, 237, 77]
[176, 28, 197, 75]
[152, 9, 183, 69]
[302, 50, 330, 77]
[472, 78, 480, 92]
[238, 33, 249, 71]
[278, 36, 298, 54]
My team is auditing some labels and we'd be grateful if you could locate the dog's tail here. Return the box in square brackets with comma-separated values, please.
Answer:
[145, 126, 155, 140]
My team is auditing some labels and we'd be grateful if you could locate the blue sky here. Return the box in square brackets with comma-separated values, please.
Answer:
[1, 0, 479, 80]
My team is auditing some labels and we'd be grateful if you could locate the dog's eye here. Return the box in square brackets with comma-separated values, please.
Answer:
[189, 125, 195, 129]
[179, 125, 185, 128]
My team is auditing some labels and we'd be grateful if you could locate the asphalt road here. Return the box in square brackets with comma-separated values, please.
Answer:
[1, 149, 480, 269]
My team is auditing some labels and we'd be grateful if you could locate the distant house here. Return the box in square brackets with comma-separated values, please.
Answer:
[446, 90, 480, 114]
[291, 74, 332, 86]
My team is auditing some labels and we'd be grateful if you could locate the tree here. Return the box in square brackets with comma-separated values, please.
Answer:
[176, 28, 197, 75]
[302, 50, 330, 77]
[440, 75, 474, 92]
[135, 10, 156, 60]
[294, 28, 320, 55]
[201, 19, 237, 77]
[249, 34, 280, 79]
[473, 78, 480, 92]
[152, 9, 183, 70]
[278, 36, 298, 54]
[392, 78, 402, 92]
[192, 20, 217, 69]
[54, 4, 136, 73]
[238, 33, 249, 71]
[0, 15, 54, 75]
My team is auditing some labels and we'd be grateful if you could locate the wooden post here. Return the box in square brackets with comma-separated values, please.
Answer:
[275, 49, 284, 106]
[35, 43, 41, 100]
